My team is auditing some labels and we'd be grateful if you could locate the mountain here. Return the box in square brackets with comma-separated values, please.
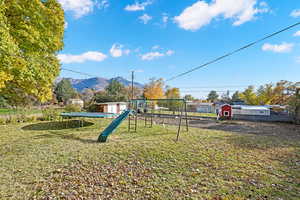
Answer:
[57, 77, 144, 92]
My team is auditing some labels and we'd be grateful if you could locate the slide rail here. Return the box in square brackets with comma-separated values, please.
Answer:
[97, 110, 131, 143]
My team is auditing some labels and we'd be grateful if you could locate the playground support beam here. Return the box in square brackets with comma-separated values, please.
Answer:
[130, 98, 189, 141]
[184, 101, 189, 132]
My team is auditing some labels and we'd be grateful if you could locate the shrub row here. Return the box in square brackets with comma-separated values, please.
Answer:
[0, 105, 84, 125]
[0, 114, 39, 125]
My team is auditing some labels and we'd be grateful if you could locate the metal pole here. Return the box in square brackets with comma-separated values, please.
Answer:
[296, 88, 300, 125]
[134, 100, 138, 132]
[131, 71, 134, 100]
[176, 105, 183, 142]
[184, 101, 189, 132]
[128, 71, 134, 132]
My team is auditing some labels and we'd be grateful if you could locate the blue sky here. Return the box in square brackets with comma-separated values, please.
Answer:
[58, 0, 300, 98]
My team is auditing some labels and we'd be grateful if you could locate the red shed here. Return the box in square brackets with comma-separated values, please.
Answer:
[219, 104, 232, 119]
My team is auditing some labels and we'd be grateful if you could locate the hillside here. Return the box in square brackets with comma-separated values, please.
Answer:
[57, 77, 144, 92]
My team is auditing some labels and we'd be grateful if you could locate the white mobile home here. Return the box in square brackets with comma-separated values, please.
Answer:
[187, 102, 216, 113]
[232, 105, 270, 116]
[95, 102, 127, 114]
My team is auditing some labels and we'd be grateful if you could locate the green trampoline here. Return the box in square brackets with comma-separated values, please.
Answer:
[60, 112, 118, 118]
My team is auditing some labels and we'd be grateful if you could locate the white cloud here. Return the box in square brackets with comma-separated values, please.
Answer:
[262, 42, 294, 53]
[166, 50, 175, 56]
[141, 52, 164, 60]
[110, 44, 130, 57]
[294, 30, 300, 37]
[97, 0, 109, 10]
[58, 51, 107, 63]
[124, 0, 152, 11]
[174, 0, 269, 31]
[110, 44, 123, 57]
[141, 50, 175, 60]
[124, 49, 131, 55]
[162, 13, 169, 24]
[291, 9, 300, 18]
[259, 1, 267, 7]
[139, 14, 152, 24]
[64, 21, 68, 29]
[58, 0, 95, 18]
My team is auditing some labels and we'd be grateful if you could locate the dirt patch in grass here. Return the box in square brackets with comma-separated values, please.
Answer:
[186, 119, 300, 140]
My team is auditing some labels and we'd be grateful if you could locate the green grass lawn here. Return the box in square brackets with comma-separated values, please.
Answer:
[0, 119, 299, 199]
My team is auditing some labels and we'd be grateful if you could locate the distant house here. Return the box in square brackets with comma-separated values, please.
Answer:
[187, 102, 216, 113]
[196, 103, 216, 113]
[67, 99, 84, 108]
[94, 102, 127, 114]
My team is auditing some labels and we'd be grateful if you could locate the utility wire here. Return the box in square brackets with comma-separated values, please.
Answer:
[0, 49, 96, 91]
[166, 22, 300, 82]
[177, 84, 260, 89]
[181, 90, 238, 93]
[60, 67, 95, 77]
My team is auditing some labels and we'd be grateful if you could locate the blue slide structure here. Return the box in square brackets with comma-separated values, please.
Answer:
[97, 110, 131, 143]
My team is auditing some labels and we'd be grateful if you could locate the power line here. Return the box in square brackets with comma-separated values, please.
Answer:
[60, 67, 95, 77]
[181, 90, 238, 93]
[166, 21, 300, 82]
[176, 85, 259, 89]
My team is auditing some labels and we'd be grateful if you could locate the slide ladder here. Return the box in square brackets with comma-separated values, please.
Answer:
[97, 110, 131, 143]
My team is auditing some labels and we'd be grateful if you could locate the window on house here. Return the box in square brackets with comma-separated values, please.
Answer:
[224, 111, 230, 116]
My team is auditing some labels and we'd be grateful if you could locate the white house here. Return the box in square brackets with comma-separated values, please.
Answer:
[232, 105, 270, 116]
[95, 102, 127, 114]
[67, 99, 84, 108]
[187, 102, 216, 113]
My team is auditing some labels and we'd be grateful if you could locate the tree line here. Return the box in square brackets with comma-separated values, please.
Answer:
[206, 80, 300, 114]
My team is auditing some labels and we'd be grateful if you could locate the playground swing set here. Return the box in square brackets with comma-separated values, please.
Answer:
[97, 99, 189, 143]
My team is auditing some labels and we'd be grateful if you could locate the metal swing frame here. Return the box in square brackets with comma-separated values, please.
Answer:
[128, 98, 189, 141]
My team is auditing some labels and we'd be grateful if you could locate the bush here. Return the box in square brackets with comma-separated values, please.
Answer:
[0, 96, 10, 108]
[42, 108, 61, 121]
[6, 116, 18, 124]
[0, 117, 6, 125]
[64, 104, 82, 112]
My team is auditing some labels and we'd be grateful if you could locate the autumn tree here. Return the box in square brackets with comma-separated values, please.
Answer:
[0, 0, 65, 105]
[238, 81, 298, 106]
[271, 81, 294, 105]
[143, 78, 165, 100]
[164, 87, 182, 112]
[239, 86, 258, 105]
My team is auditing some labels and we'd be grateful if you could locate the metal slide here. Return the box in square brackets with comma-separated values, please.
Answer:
[97, 110, 131, 143]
